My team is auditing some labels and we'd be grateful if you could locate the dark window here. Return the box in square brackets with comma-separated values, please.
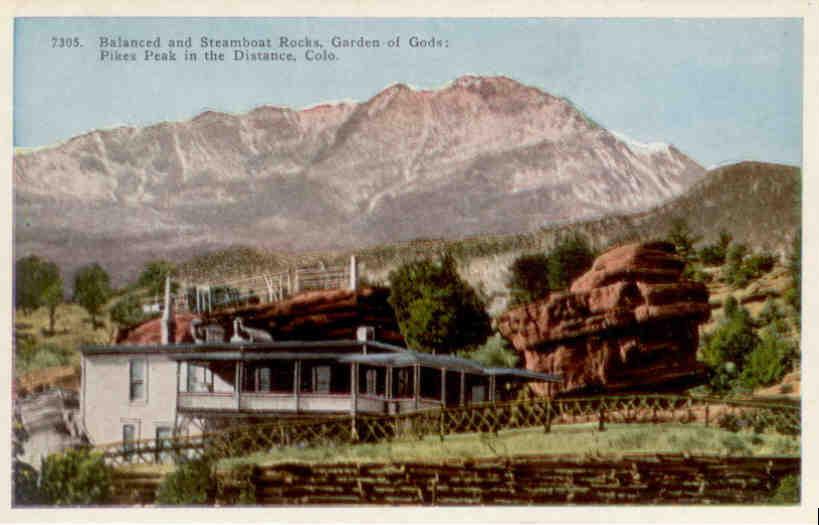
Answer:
[186, 363, 213, 393]
[396, 368, 412, 397]
[129, 360, 145, 401]
[257, 367, 271, 392]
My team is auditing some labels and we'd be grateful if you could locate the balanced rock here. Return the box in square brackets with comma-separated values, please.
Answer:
[498, 242, 710, 395]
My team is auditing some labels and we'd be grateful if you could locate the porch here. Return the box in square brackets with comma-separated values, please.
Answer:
[172, 350, 559, 416]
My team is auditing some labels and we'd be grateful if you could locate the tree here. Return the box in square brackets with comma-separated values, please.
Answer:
[698, 229, 733, 266]
[15, 255, 62, 315]
[507, 253, 551, 306]
[109, 293, 149, 328]
[700, 296, 759, 393]
[388, 253, 491, 354]
[137, 260, 177, 297]
[459, 333, 519, 368]
[73, 263, 112, 328]
[39, 449, 112, 505]
[42, 277, 64, 335]
[667, 217, 700, 262]
[547, 233, 595, 290]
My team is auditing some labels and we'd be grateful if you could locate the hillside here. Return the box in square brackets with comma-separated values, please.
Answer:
[177, 161, 800, 314]
[14, 75, 704, 285]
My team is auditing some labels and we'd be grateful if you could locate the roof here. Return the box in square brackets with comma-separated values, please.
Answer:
[82, 339, 561, 383]
[340, 352, 561, 382]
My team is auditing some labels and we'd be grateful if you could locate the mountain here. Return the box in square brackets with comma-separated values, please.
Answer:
[14, 75, 705, 284]
[174, 161, 799, 315]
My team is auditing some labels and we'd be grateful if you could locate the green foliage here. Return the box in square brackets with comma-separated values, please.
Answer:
[109, 293, 151, 328]
[15, 336, 73, 375]
[73, 263, 112, 326]
[15, 255, 63, 315]
[546, 233, 595, 290]
[786, 231, 801, 314]
[459, 333, 519, 368]
[506, 253, 551, 306]
[138, 260, 177, 296]
[39, 448, 113, 505]
[682, 262, 712, 284]
[769, 474, 799, 504]
[700, 297, 759, 393]
[739, 325, 794, 390]
[388, 253, 491, 354]
[723, 243, 777, 289]
[216, 464, 257, 504]
[156, 458, 214, 505]
[698, 230, 733, 266]
[667, 217, 700, 262]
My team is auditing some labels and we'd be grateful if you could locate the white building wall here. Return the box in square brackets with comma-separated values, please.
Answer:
[82, 352, 180, 445]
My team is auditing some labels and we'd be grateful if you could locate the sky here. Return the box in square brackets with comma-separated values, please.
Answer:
[14, 17, 803, 167]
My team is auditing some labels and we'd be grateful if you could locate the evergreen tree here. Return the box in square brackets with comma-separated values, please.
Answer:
[15, 255, 62, 315]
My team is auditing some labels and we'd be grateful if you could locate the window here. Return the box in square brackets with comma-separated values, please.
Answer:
[312, 366, 331, 393]
[396, 368, 411, 397]
[129, 360, 146, 401]
[123, 424, 136, 460]
[257, 367, 271, 392]
[365, 369, 378, 396]
[155, 426, 172, 463]
[186, 363, 213, 393]
[471, 385, 486, 403]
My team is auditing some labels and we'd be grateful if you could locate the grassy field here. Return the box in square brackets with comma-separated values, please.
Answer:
[217, 423, 800, 470]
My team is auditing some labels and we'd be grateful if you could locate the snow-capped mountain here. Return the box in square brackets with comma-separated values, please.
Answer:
[14, 75, 705, 282]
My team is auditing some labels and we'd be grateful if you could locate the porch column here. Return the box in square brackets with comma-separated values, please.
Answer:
[440, 368, 447, 407]
[234, 360, 243, 410]
[413, 363, 420, 410]
[294, 360, 301, 413]
[489, 375, 496, 403]
[175, 361, 181, 412]
[459, 371, 466, 406]
[350, 363, 358, 415]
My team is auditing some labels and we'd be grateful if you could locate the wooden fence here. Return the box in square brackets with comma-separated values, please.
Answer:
[93, 394, 800, 467]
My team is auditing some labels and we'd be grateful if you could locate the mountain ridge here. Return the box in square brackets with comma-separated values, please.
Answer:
[14, 75, 707, 284]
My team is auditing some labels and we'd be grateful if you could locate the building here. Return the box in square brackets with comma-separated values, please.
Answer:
[79, 278, 560, 446]
[80, 332, 560, 445]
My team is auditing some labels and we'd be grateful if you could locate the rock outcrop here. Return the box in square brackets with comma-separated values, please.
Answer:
[498, 242, 710, 395]
[116, 287, 403, 345]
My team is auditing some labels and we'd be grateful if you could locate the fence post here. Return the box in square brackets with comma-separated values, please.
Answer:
[598, 401, 606, 432]
[439, 408, 446, 442]
[705, 403, 710, 428]
[543, 398, 551, 434]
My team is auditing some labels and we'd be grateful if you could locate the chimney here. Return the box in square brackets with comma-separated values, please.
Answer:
[349, 255, 358, 291]
[161, 276, 174, 345]
[356, 325, 375, 342]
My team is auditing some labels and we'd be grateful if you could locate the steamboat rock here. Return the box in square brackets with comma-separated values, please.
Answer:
[497, 242, 710, 395]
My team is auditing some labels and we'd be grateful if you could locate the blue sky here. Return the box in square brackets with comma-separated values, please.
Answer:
[14, 17, 802, 167]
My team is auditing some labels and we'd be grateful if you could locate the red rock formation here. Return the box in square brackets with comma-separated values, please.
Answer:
[498, 242, 710, 395]
[117, 313, 197, 344]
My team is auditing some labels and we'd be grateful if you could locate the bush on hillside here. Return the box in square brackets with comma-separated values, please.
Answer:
[739, 326, 793, 390]
[547, 233, 595, 290]
[506, 253, 551, 307]
[700, 297, 759, 394]
[15, 337, 73, 375]
[39, 448, 113, 505]
[109, 293, 152, 328]
[698, 230, 733, 266]
[769, 474, 800, 504]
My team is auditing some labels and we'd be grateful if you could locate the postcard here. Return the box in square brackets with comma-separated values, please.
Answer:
[4, 6, 816, 523]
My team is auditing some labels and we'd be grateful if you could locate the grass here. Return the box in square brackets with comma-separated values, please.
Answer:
[216, 423, 800, 471]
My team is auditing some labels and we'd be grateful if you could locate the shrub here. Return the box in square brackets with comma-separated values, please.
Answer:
[700, 298, 758, 393]
[716, 413, 742, 433]
[740, 327, 793, 390]
[109, 293, 152, 328]
[547, 233, 595, 290]
[667, 217, 700, 262]
[459, 333, 519, 368]
[156, 458, 214, 505]
[698, 230, 733, 266]
[744, 251, 778, 276]
[506, 253, 550, 306]
[39, 448, 113, 505]
[769, 474, 799, 504]
[215, 464, 257, 505]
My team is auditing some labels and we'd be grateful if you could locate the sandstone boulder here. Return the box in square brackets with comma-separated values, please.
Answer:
[498, 242, 710, 395]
